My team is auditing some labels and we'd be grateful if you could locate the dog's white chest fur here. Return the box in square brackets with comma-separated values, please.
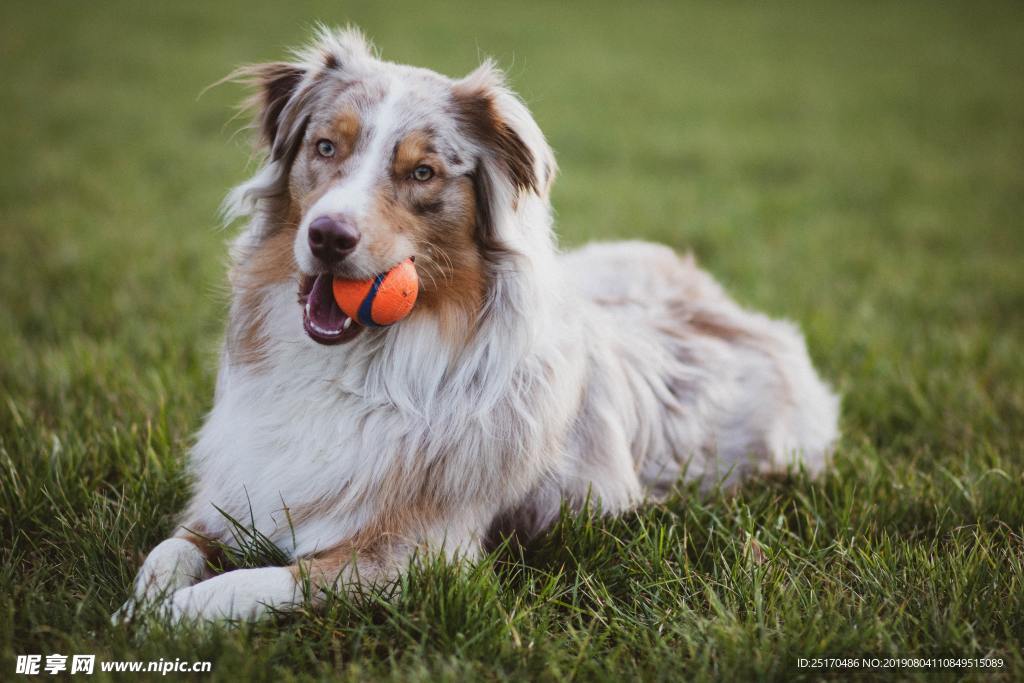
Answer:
[186, 276, 584, 558]
[190, 364, 382, 557]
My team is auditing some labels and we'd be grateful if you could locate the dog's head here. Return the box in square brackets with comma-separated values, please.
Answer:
[225, 27, 556, 351]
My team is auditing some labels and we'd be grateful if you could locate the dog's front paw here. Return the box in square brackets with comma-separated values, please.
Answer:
[167, 567, 299, 624]
[111, 597, 150, 625]
[112, 537, 209, 625]
[111, 599, 136, 625]
[110, 594, 176, 626]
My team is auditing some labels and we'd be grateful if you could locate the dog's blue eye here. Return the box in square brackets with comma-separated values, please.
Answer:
[412, 165, 434, 181]
[316, 139, 336, 158]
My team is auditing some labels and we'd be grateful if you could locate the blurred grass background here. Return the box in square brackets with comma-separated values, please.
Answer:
[1, 0, 1023, 680]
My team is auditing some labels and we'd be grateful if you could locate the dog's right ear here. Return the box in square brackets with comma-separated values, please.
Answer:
[219, 61, 312, 222]
[221, 27, 374, 223]
[232, 62, 307, 151]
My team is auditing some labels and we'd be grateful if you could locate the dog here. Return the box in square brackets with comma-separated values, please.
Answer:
[115, 26, 839, 624]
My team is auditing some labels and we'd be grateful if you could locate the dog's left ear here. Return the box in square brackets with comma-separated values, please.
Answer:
[453, 61, 557, 203]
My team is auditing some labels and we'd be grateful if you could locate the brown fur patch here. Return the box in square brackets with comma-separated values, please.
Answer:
[452, 87, 537, 195]
[226, 213, 300, 366]
[688, 311, 756, 345]
[178, 531, 217, 557]
[369, 173, 486, 343]
[238, 222, 300, 285]
[292, 529, 388, 588]
[392, 130, 437, 177]
[177, 526, 233, 574]
[330, 108, 362, 160]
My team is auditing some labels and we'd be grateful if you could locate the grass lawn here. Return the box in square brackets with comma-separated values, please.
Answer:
[2, 0, 1023, 680]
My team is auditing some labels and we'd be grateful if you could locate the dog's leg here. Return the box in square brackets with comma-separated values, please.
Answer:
[166, 564, 301, 622]
[166, 523, 481, 623]
[112, 532, 213, 623]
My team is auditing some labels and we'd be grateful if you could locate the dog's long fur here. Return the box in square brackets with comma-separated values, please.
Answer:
[116, 27, 839, 623]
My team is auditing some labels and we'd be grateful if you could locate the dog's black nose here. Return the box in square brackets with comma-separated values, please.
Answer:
[308, 214, 361, 264]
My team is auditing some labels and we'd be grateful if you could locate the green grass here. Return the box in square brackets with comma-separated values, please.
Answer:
[2, 0, 1023, 680]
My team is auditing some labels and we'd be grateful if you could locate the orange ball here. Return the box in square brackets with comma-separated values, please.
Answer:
[333, 258, 419, 327]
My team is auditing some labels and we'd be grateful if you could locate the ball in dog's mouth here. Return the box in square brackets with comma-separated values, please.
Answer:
[300, 273, 364, 345]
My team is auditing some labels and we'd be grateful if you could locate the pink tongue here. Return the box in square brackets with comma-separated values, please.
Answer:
[306, 273, 348, 337]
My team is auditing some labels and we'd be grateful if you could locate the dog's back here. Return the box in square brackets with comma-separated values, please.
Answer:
[562, 241, 839, 489]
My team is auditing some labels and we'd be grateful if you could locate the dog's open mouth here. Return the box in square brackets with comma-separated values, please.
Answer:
[299, 274, 364, 345]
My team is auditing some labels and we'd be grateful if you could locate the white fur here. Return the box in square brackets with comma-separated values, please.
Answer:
[170, 567, 298, 623]
[112, 538, 207, 622]
[117, 27, 840, 624]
